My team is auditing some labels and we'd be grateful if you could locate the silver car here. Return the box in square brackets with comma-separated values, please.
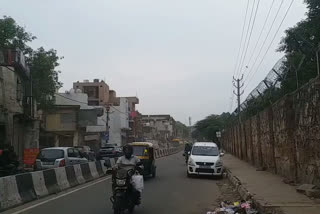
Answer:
[35, 147, 88, 170]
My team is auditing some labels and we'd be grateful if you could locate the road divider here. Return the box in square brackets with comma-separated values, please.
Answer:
[0, 146, 183, 212]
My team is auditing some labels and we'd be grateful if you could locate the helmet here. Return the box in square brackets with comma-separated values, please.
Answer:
[123, 145, 133, 159]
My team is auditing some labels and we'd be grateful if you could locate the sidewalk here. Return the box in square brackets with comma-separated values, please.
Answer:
[223, 154, 320, 214]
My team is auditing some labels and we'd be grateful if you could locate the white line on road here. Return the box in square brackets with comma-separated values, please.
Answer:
[7, 176, 112, 214]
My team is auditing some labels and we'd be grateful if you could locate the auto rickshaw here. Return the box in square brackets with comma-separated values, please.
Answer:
[129, 142, 156, 178]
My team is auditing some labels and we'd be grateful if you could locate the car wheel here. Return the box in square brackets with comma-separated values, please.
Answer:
[152, 169, 156, 178]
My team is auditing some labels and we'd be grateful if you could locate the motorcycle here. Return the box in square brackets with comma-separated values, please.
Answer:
[0, 163, 19, 177]
[183, 151, 191, 164]
[110, 163, 143, 214]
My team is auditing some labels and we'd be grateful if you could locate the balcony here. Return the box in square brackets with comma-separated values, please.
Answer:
[0, 49, 30, 79]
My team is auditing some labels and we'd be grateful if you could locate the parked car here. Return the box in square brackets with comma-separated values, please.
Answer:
[35, 147, 88, 170]
[97, 144, 123, 160]
[187, 142, 224, 178]
[74, 146, 96, 161]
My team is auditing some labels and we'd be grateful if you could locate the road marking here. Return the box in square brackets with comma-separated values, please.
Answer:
[8, 176, 111, 214]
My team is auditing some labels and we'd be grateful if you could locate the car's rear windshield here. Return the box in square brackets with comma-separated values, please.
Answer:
[132, 146, 148, 156]
[192, 146, 219, 156]
[38, 149, 64, 159]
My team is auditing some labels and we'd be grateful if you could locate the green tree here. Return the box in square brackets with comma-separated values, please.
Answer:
[193, 113, 234, 143]
[0, 16, 62, 110]
[176, 121, 190, 139]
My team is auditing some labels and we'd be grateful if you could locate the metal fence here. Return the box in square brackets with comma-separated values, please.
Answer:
[239, 56, 287, 111]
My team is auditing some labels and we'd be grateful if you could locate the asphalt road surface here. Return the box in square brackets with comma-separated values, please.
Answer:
[5, 152, 225, 214]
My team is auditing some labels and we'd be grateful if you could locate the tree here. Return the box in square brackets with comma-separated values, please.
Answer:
[0, 16, 35, 55]
[193, 113, 234, 144]
[0, 16, 62, 110]
[176, 121, 190, 139]
[29, 48, 62, 109]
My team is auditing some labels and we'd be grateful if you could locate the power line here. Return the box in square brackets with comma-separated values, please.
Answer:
[232, 0, 250, 79]
[245, 0, 276, 74]
[245, 0, 295, 90]
[236, 0, 256, 78]
[110, 105, 128, 116]
[229, 0, 250, 113]
[55, 93, 88, 105]
[238, 0, 261, 77]
[244, 0, 286, 83]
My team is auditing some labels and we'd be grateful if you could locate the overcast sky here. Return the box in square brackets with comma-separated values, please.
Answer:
[1, 0, 307, 124]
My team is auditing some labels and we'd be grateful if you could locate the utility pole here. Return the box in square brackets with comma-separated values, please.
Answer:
[233, 75, 244, 123]
[188, 117, 192, 141]
[105, 104, 110, 144]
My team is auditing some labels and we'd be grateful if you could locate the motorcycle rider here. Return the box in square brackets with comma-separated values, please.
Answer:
[115, 145, 142, 205]
[0, 144, 19, 173]
[116, 145, 140, 167]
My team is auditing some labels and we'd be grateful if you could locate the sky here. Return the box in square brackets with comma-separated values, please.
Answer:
[1, 0, 307, 125]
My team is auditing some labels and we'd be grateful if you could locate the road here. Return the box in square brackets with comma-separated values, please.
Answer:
[5, 152, 224, 214]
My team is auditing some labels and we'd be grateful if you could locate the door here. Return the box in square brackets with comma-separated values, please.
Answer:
[74, 148, 88, 164]
[67, 148, 79, 165]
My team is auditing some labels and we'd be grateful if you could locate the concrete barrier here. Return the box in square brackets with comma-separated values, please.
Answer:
[88, 162, 99, 179]
[65, 166, 79, 187]
[95, 161, 104, 176]
[80, 163, 93, 182]
[43, 169, 60, 194]
[73, 164, 86, 185]
[15, 173, 36, 203]
[0, 176, 22, 210]
[54, 167, 70, 191]
[31, 171, 49, 198]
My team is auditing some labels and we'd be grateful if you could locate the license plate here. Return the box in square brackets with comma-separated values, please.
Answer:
[199, 165, 211, 169]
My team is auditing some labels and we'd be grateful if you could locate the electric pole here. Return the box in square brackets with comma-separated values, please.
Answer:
[188, 117, 192, 140]
[233, 75, 244, 123]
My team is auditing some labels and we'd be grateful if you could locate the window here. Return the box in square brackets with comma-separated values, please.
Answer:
[60, 113, 75, 124]
[67, 148, 74, 157]
[132, 146, 148, 156]
[83, 86, 99, 98]
[38, 149, 64, 160]
[192, 146, 219, 156]
[73, 149, 81, 158]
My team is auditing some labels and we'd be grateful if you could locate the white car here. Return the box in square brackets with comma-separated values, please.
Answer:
[35, 147, 88, 170]
[187, 142, 224, 177]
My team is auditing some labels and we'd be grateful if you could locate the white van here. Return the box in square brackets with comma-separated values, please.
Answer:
[187, 142, 223, 177]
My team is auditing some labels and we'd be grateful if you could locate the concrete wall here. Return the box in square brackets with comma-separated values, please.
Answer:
[0, 66, 24, 114]
[0, 66, 40, 161]
[45, 108, 78, 132]
[109, 98, 129, 146]
[55, 92, 88, 108]
[222, 77, 320, 186]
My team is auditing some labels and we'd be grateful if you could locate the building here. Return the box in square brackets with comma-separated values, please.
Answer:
[0, 49, 39, 161]
[126, 97, 139, 143]
[40, 90, 107, 151]
[141, 115, 176, 145]
[73, 79, 109, 106]
[109, 98, 130, 146]
[73, 79, 140, 146]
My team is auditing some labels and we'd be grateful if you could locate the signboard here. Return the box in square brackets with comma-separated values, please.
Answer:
[24, 148, 40, 166]
[216, 131, 222, 138]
